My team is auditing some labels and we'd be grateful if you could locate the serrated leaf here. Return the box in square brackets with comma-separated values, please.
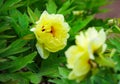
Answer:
[9, 52, 37, 72]
[0, 23, 11, 33]
[62, 7, 75, 15]
[27, 7, 38, 23]
[49, 79, 64, 84]
[0, 40, 7, 49]
[34, 8, 41, 18]
[0, 0, 22, 12]
[0, 39, 29, 57]
[28, 73, 41, 84]
[49, 76, 76, 84]
[9, 9, 31, 37]
[38, 54, 65, 77]
[109, 37, 120, 53]
[46, 0, 57, 13]
[18, 13, 29, 29]
[0, 72, 40, 84]
[57, 0, 71, 14]
[91, 69, 116, 84]
[9, 9, 21, 20]
[95, 55, 115, 68]
[0, 35, 16, 39]
[58, 67, 69, 78]
[0, 0, 3, 8]
[0, 52, 37, 72]
[70, 15, 94, 40]
[113, 54, 120, 71]
[9, 17, 23, 37]
[27, 63, 39, 73]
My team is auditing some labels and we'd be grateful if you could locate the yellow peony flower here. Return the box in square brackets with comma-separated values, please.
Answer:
[31, 11, 70, 59]
[65, 27, 106, 82]
[65, 46, 90, 82]
[75, 27, 106, 59]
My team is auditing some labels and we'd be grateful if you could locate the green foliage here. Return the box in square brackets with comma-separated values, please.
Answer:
[108, 38, 120, 53]
[107, 37, 120, 71]
[0, 39, 29, 57]
[49, 67, 76, 84]
[0, 0, 22, 12]
[46, 0, 57, 13]
[27, 7, 39, 23]
[69, 15, 94, 40]
[57, 0, 75, 15]
[0, 72, 40, 84]
[38, 54, 65, 77]
[0, 52, 37, 72]
[0, 0, 119, 84]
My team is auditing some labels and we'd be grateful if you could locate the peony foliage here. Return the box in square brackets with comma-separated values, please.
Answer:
[0, 0, 120, 84]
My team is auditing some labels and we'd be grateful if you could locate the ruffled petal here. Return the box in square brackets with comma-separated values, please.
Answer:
[65, 46, 84, 69]
[73, 54, 90, 76]
[36, 42, 50, 59]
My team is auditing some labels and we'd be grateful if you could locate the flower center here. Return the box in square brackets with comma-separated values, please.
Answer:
[88, 60, 97, 68]
[41, 26, 55, 37]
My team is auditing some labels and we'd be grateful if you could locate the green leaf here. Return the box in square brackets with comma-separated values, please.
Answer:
[0, 22, 11, 33]
[107, 37, 120, 73]
[57, 0, 72, 14]
[0, 52, 37, 72]
[0, 39, 29, 57]
[9, 16, 24, 37]
[0, 40, 7, 49]
[9, 9, 31, 37]
[28, 72, 41, 84]
[116, 74, 120, 80]
[70, 15, 94, 40]
[10, 52, 37, 72]
[113, 54, 120, 71]
[108, 37, 120, 53]
[62, 7, 75, 15]
[27, 63, 39, 73]
[58, 67, 70, 78]
[27, 7, 39, 23]
[0, 72, 41, 84]
[91, 69, 116, 84]
[46, 0, 57, 13]
[0, 0, 3, 8]
[95, 55, 115, 68]
[38, 54, 65, 77]
[34, 8, 41, 18]
[49, 67, 77, 84]
[0, 0, 22, 12]
[9, 9, 21, 20]
[0, 35, 16, 39]
[49, 76, 76, 84]
[18, 13, 29, 29]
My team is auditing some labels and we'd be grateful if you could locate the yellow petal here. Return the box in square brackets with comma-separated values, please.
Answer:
[36, 42, 50, 59]
[87, 44, 94, 59]
[97, 43, 107, 54]
[73, 54, 90, 76]
[65, 46, 84, 69]
[75, 32, 87, 48]
[97, 29, 106, 49]
[68, 71, 86, 82]
[86, 27, 106, 51]
[85, 27, 98, 40]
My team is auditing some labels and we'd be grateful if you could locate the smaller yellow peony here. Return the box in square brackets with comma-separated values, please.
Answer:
[75, 27, 107, 59]
[65, 27, 106, 82]
[31, 11, 70, 59]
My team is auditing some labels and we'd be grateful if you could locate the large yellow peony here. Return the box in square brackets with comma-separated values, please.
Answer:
[65, 27, 106, 82]
[31, 11, 70, 59]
